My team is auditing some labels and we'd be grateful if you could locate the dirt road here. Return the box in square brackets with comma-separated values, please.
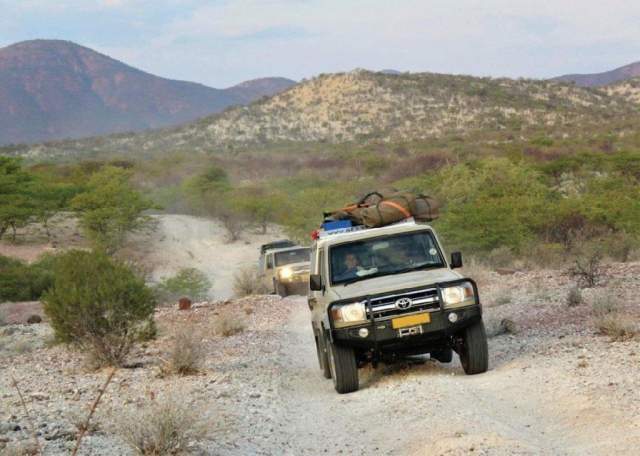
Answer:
[211, 296, 639, 456]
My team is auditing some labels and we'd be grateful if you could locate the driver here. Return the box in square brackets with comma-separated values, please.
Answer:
[336, 253, 362, 281]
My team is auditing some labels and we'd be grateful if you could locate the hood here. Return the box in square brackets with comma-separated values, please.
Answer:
[330, 268, 462, 301]
[276, 261, 310, 271]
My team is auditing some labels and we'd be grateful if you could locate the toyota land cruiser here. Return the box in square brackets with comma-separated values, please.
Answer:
[259, 243, 311, 297]
[308, 219, 488, 393]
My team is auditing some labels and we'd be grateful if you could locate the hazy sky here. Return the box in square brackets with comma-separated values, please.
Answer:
[1, 0, 640, 87]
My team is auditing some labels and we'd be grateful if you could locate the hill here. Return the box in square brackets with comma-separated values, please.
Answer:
[553, 61, 640, 87]
[8, 69, 639, 159]
[0, 40, 295, 145]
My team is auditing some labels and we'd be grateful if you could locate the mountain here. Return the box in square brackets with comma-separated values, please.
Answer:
[553, 61, 640, 87]
[6, 69, 639, 159]
[0, 40, 295, 145]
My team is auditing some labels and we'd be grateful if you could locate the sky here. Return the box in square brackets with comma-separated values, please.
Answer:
[1, 0, 640, 88]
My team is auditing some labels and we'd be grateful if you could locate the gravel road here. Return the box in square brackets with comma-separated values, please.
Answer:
[211, 296, 639, 456]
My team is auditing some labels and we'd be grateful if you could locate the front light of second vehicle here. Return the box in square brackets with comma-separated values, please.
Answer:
[331, 302, 367, 328]
[441, 282, 476, 309]
[279, 267, 293, 280]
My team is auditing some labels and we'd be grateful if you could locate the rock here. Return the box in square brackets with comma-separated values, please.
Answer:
[0, 422, 19, 433]
[30, 392, 49, 401]
[26, 315, 42, 324]
[178, 297, 192, 310]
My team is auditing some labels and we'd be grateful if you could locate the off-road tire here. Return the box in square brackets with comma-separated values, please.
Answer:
[315, 331, 331, 379]
[275, 280, 288, 297]
[327, 337, 358, 394]
[458, 320, 489, 375]
[431, 348, 453, 363]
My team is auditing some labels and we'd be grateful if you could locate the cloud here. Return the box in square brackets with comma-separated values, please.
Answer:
[2, 0, 640, 86]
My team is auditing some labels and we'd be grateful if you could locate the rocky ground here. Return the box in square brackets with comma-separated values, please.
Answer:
[1, 262, 640, 455]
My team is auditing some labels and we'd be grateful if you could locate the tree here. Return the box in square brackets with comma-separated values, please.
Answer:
[71, 166, 155, 254]
[233, 187, 286, 234]
[0, 156, 37, 240]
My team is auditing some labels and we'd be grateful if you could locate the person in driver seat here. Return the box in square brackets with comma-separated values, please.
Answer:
[336, 253, 362, 281]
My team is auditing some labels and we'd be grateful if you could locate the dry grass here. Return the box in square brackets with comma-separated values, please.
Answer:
[115, 397, 208, 455]
[595, 314, 638, 341]
[212, 312, 246, 337]
[161, 326, 205, 376]
[233, 266, 270, 297]
[566, 286, 583, 307]
[460, 257, 492, 287]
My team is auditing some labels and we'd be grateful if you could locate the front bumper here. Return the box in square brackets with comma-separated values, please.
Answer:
[331, 305, 481, 353]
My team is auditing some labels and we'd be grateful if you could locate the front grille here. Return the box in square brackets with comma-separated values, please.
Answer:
[366, 287, 439, 320]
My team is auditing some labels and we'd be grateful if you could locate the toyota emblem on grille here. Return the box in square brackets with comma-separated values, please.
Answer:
[395, 297, 413, 310]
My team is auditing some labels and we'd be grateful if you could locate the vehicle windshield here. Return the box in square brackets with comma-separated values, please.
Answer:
[275, 248, 310, 266]
[330, 231, 444, 285]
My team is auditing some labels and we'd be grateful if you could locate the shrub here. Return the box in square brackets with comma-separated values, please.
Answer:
[595, 314, 638, 341]
[155, 268, 211, 304]
[213, 313, 246, 337]
[569, 247, 603, 288]
[116, 398, 207, 455]
[162, 326, 205, 376]
[566, 287, 583, 307]
[591, 292, 620, 317]
[0, 254, 56, 301]
[233, 266, 270, 297]
[42, 250, 155, 366]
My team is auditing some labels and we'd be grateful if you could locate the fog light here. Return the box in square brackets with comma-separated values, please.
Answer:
[358, 328, 369, 338]
[448, 313, 459, 323]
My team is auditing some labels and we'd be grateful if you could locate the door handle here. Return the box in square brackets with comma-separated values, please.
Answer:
[308, 298, 317, 310]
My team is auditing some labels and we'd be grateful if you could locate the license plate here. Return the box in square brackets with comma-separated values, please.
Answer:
[392, 313, 430, 329]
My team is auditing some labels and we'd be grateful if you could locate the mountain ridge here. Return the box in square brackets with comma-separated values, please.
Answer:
[0, 39, 295, 145]
[552, 61, 640, 87]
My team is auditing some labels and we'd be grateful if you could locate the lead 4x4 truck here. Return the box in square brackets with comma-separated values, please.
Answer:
[309, 219, 488, 394]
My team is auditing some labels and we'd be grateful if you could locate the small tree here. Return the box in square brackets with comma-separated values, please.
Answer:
[43, 250, 155, 366]
[154, 268, 212, 304]
[71, 166, 155, 254]
[233, 187, 286, 234]
[0, 156, 38, 240]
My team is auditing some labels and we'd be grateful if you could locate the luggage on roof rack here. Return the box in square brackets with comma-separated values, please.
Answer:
[324, 191, 440, 228]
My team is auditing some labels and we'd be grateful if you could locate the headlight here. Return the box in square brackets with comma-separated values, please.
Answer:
[279, 267, 293, 280]
[330, 302, 367, 328]
[441, 282, 476, 309]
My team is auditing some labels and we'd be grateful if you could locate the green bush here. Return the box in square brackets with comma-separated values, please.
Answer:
[154, 268, 212, 303]
[0, 254, 56, 301]
[43, 250, 155, 366]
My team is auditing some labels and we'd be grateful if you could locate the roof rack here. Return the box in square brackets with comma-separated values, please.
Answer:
[314, 217, 417, 240]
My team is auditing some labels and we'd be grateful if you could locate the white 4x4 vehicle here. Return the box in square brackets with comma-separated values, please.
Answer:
[308, 219, 488, 393]
[259, 245, 310, 297]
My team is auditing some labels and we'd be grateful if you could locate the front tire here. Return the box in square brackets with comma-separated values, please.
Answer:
[327, 337, 359, 394]
[458, 320, 489, 375]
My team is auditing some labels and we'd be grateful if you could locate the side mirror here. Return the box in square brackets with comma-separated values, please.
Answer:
[450, 252, 463, 269]
[309, 274, 323, 291]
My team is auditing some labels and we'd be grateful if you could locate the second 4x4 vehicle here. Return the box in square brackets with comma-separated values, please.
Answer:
[309, 220, 488, 393]
[259, 243, 310, 297]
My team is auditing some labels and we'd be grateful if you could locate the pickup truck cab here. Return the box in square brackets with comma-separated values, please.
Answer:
[308, 219, 488, 393]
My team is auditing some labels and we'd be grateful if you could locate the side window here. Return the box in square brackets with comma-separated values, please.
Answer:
[266, 254, 273, 269]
